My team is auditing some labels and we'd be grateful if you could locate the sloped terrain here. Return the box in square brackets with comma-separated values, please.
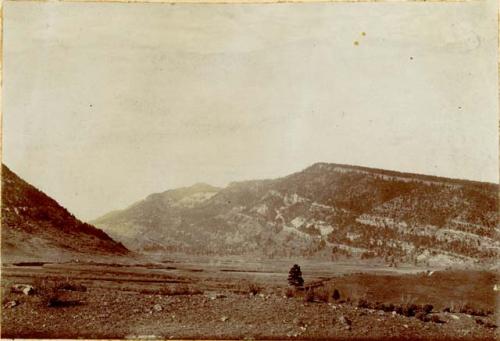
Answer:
[1, 164, 128, 262]
[93, 163, 499, 265]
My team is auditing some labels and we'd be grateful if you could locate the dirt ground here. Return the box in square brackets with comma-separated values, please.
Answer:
[1, 257, 498, 340]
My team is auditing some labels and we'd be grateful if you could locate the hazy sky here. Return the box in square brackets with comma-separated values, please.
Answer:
[3, 0, 498, 221]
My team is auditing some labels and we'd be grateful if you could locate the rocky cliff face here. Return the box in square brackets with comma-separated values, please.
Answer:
[2, 164, 128, 261]
[92, 163, 498, 265]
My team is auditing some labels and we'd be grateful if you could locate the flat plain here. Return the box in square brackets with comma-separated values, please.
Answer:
[2, 254, 498, 340]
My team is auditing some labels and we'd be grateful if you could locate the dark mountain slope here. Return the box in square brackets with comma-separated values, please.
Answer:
[1, 164, 128, 261]
[92, 163, 499, 265]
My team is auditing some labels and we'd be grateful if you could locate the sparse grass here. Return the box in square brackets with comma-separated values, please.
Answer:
[329, 270, 496, 314]
[301, 284, 339, 303]
[344, 286, 363, 304]
[13, 277, 87, 308]
[37, 281, 75, 308]
[351, 295, 436, 319]
[55, 281, 87, 292]
[313, 286, 330, 303]
[445, 301, 490, 316]
[430, 315, 445, 324]
[303, 288, 315, 303]
[247, 283, 261, 295]
[284, 287, 295, 298]
[139, 284, 202, 296]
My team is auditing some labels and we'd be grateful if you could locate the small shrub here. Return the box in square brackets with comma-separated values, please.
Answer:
[374, 302, 394, 312]
[173, 284, 202, 295]
[422, 304, 433, 314]
[247, 283, 261, 295]
[484, 321, 497, 329]
[357, 298, 372, 309]
[55, 281, 87, 292]
[46, 296, 81, 308]
[139, 284, 202, 296]
[332, 289, 340, 301]
[139, 287, 172, 295]
[430, 315, 445, 324]
[304, 288, 315, 303]
[285, 287, 295, 298]
[459, 304, 487, 316]
[415, 312, 430, 322]
[401, 303, 418, 317]
[383, 303, 395, 312]
[35, 282, 81, 308]
[315, 287, 330, 303]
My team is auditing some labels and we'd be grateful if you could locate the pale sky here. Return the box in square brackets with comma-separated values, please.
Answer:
[3, 0, 498, 221]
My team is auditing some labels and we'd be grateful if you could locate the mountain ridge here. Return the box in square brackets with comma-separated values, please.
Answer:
[92, 162, 498, 265]
[1, 164, 128, 261]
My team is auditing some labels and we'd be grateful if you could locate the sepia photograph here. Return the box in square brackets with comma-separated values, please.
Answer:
[1, 0, 499, 339]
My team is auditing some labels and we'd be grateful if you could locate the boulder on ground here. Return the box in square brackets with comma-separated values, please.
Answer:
[11, 284, 34, 296]
[338, 315, 352, 330]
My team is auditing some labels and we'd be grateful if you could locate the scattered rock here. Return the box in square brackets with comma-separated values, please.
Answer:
[128, 335, 159, 339]
[403, 324, 409, 329]
[153, 304, 162, 312]
[4, 300, 19, 309]
[208, 293, 226, 300]
[484, 321, 497, 329]
[450, 314, 460, 320]
[221, 316, 229, 322]
[11, 284, 34, 296]
[339, 315, 352, 330]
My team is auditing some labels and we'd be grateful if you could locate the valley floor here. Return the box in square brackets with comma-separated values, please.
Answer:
[1, 256, 498, 340]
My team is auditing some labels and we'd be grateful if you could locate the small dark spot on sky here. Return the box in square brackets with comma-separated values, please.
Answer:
[410, 57, 414, 60]
[354, 41, 359, 46]
[89, 104, 93, 107]
[458, 107, 462, 110]
[361, 32, 366, 36]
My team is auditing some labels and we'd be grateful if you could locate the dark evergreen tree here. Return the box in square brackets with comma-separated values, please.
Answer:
[288, 264, 304, 288]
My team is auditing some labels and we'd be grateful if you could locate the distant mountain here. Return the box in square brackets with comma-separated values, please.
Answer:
[92, 163, 499, 266]
[1, 164, 128, 261]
